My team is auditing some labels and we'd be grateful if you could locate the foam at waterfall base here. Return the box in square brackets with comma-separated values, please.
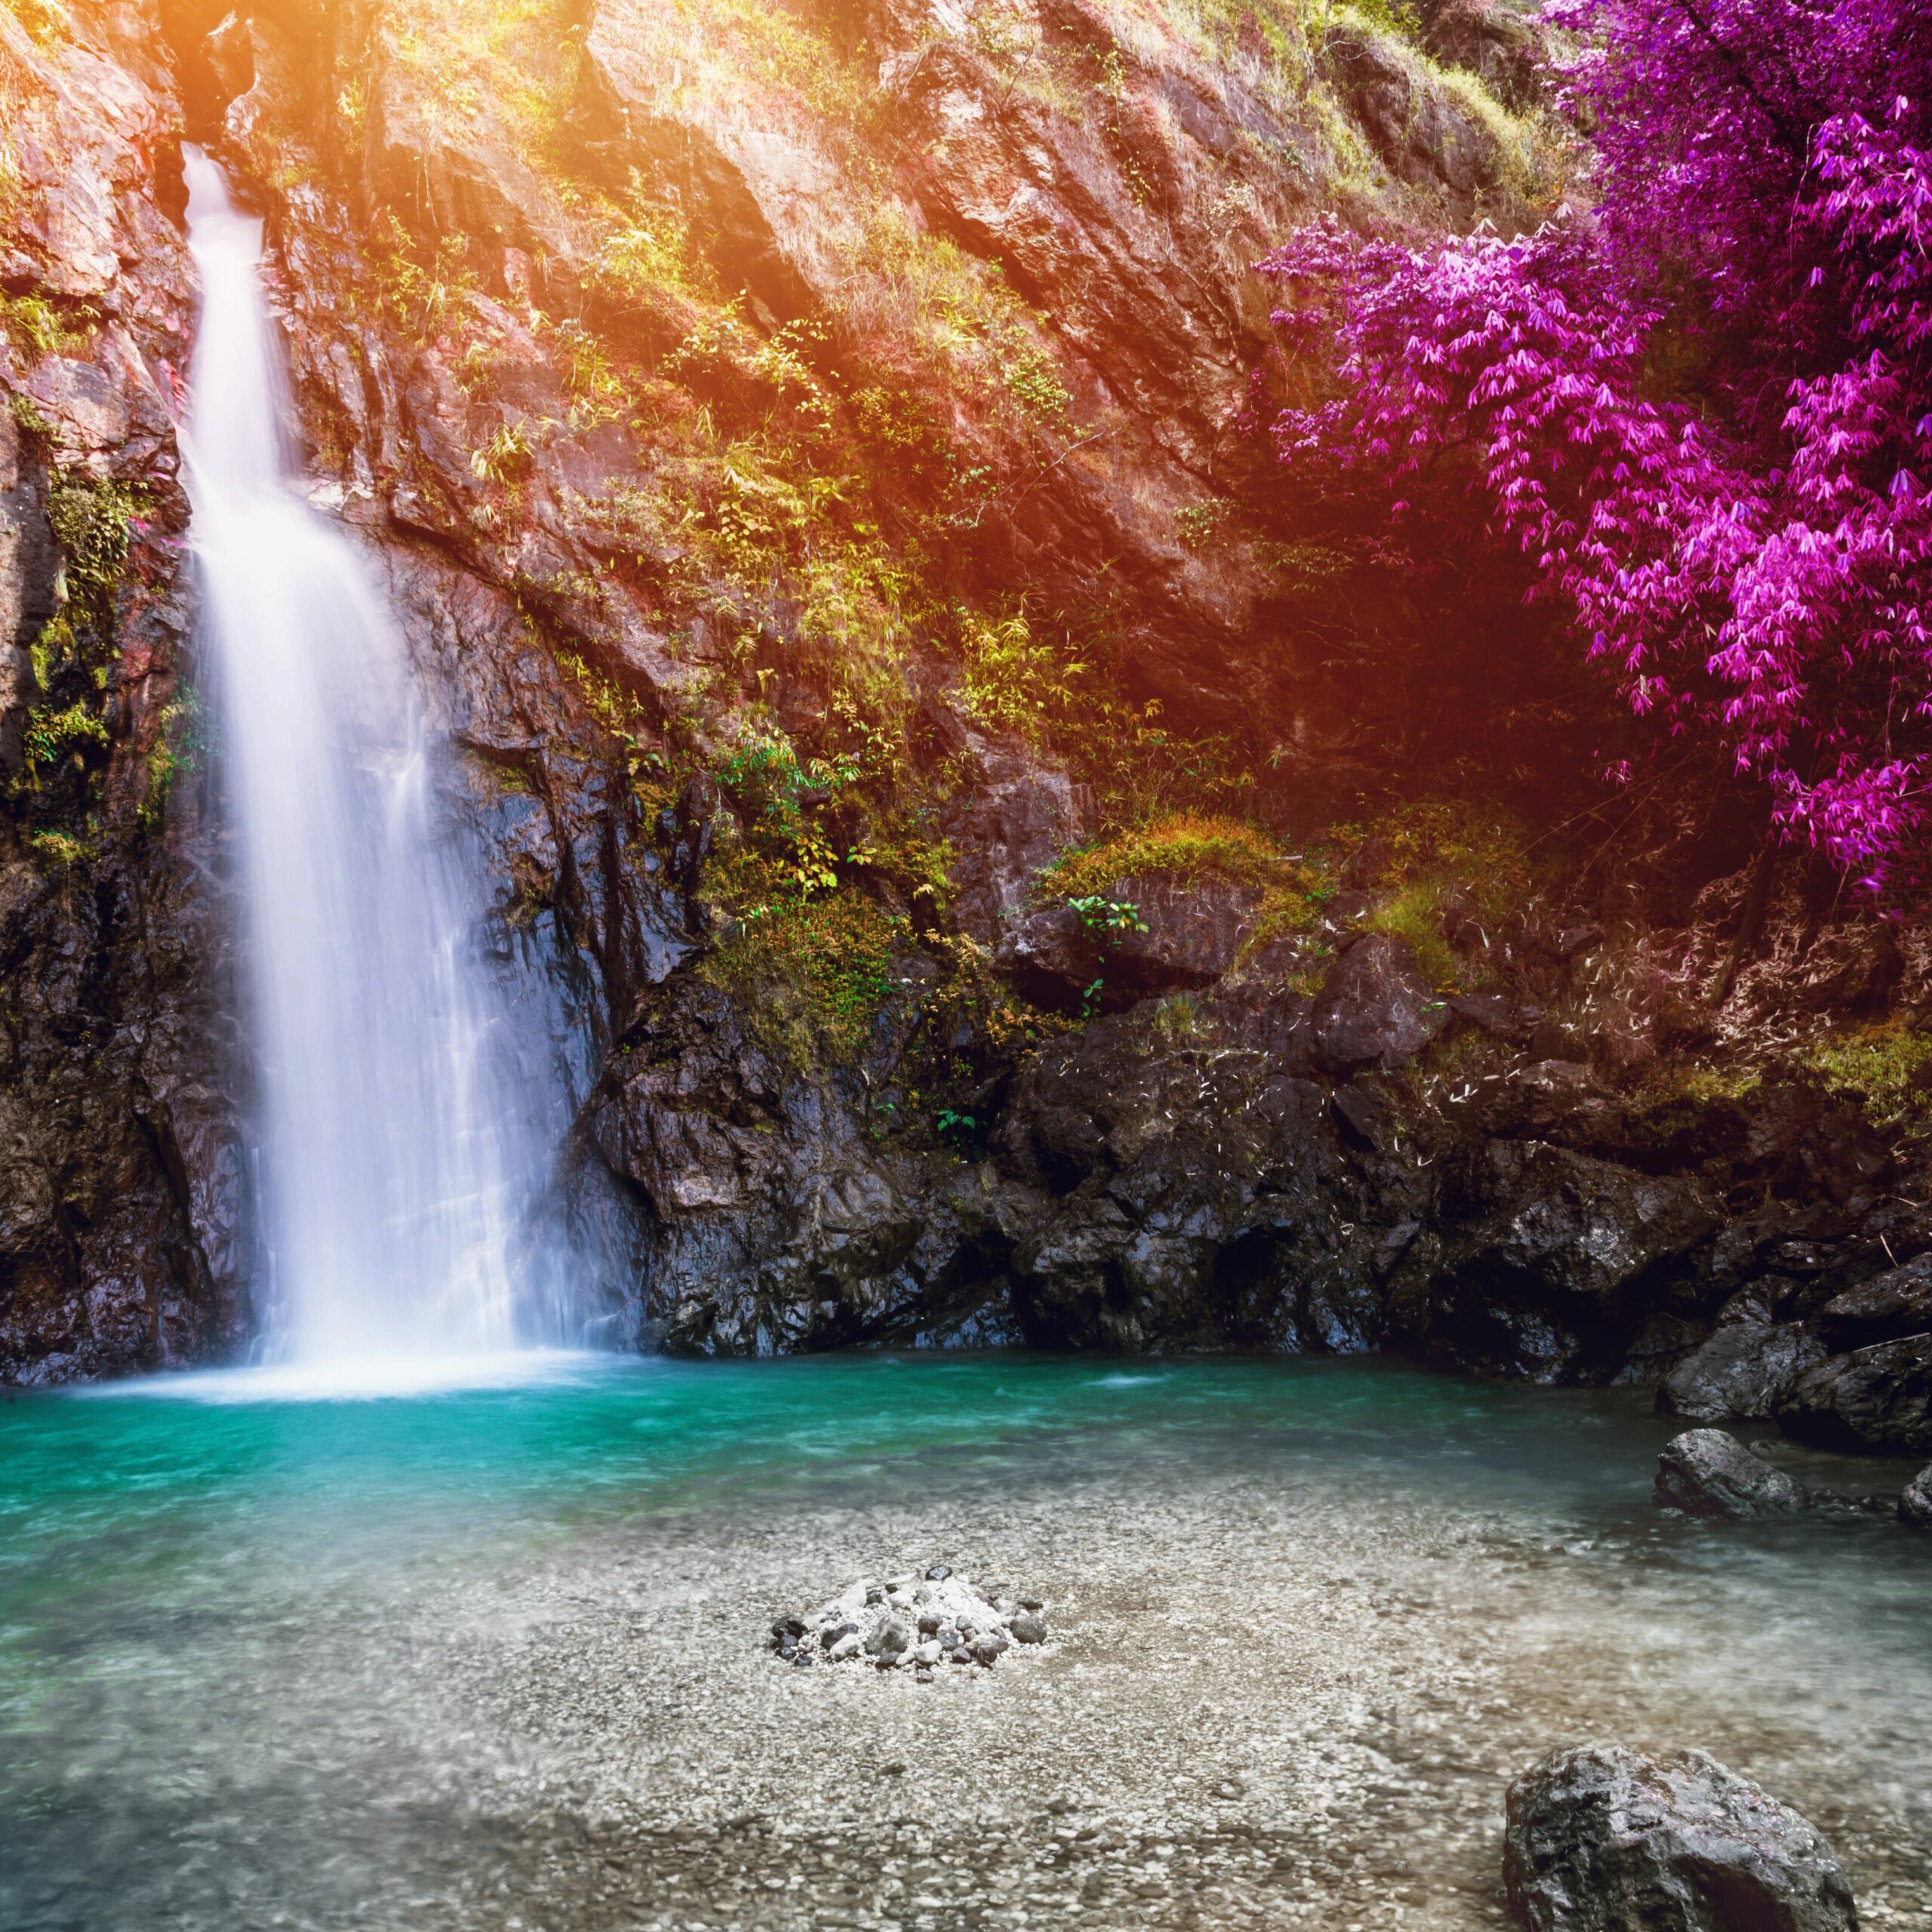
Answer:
[83, 1349, 610, 1404]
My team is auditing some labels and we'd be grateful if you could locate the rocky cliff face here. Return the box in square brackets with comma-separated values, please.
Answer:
[0, 4, 248, 1380]
[2, 0, 1928, 1457]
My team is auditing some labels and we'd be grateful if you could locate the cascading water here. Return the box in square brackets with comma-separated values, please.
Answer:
[181, 149, 565, 1370]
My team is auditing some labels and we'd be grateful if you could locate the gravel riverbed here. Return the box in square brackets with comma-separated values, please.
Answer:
[5, 1359, 1928, 1932]
[297, 1484, 1930, 1932]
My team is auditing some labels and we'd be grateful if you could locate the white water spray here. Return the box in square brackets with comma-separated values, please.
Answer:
[181, 149, 561, 1367]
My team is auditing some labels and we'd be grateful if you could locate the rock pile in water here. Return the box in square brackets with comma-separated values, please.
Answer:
[769, 1566, 1049, 1677]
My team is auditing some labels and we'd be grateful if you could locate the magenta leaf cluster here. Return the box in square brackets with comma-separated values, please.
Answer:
[1258, 0, 1932, 881]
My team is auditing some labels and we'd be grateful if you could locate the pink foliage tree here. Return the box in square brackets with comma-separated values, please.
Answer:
[1258, 0, 1932, 882]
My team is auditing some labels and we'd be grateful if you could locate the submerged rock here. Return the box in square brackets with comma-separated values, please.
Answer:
[771, 1572, 1049, 1672]
[1503, 1743, 1857, 1932]
[1898, 1465, 1932, 1528]
[1653, 1429, 1810, 1518]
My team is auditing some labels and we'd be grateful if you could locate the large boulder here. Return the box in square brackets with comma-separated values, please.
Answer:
[1777, 1334, 1932, 1455]
[1422, 1142, 1714, 1381]
[995, 876, 1260, 1014]
[1503, 1744, 1857, 1932]
[1816, 1252, 1932, 1352]
[1311, 933, 1446, 1074]
[1658, 1321, 1827, 1423]
[929, 714, 1089, 944]
[1653, 1429, 1810, 1518]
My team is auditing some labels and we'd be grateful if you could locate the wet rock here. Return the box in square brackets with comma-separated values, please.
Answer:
[1330, 1084, 1386, 1152]
[1424, 1142, 1714, 1382]
[1777, 1334, 1932, 1455]
[1653, 1429, 1809, 1519]
[995, 904, 1106, 1013]
[1311, 934, 1446, 1075]
[1503, 1743, 1857, 1932]
[1657, 1322, 1826, 1423]
[1900, 1466, 1932, 1527]
[928, 716, 1089, 944]
[0, 409, 55, 777]
[0, 9, 251, 1386]
[1816, 1251, 1932, 1352]
[202, 12, 256, 107]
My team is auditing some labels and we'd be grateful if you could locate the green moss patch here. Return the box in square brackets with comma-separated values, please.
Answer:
[1042, 811, 1302, 900]
[701, 872, 906, 1067]
[1346, 800, 1538, 989]
[1805, 1022, 1932, 1134]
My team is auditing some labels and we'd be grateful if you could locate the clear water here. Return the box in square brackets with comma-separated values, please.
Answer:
[180, 149, 574, 1364]
[1, 1355, 1927, 1930]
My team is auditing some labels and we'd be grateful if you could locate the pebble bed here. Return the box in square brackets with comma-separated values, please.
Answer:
[296, 1483, 1932, 1932]
[9, 1411, 1928, 1932]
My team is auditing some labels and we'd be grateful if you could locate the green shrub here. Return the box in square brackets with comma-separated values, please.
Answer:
[22, 699, 106, 770]
[0, 293, 76, 359]
[28, 827, 92, 864]
[717, 719, 862, 892]
[470, 418, 536, 485]
[140, 689, 208, 832]
[45, 472, 143, 611]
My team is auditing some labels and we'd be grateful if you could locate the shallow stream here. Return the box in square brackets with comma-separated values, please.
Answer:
[2, 1354, 1927, 1930]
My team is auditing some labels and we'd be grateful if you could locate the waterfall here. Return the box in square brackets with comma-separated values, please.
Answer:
[181, 149, 564, 1369]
